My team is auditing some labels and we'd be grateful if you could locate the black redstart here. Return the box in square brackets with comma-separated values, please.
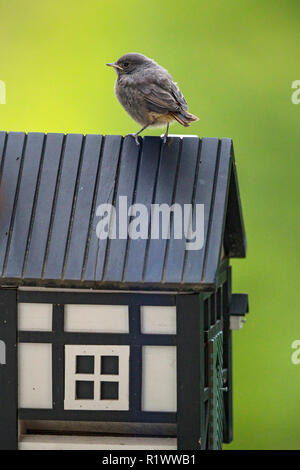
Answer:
[106, 53, 199, 145]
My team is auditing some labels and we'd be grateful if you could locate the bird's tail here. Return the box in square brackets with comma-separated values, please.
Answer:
[171, 110, 199, 127]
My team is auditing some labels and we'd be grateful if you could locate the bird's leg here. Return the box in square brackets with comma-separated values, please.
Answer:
[163, 123, 169, 144]
[126, 124, 149, 146]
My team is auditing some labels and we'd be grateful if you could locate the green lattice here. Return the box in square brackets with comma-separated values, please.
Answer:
[208, 330, 224, 450]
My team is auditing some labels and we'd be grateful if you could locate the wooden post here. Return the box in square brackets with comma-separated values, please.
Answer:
[176, 294, 205, 450]
[0, 288, 18, 449]
[223, 266, 233, 443]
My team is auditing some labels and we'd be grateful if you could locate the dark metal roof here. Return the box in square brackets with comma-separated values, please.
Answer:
[0, 132, 246, 291]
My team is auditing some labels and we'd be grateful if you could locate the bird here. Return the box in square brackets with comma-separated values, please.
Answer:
[106, 53, 199, 145]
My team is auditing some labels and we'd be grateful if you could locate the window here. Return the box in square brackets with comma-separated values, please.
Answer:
[64, 345, 130, 410]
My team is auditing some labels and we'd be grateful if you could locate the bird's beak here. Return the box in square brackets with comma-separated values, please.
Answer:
[106, 62, 123, 70]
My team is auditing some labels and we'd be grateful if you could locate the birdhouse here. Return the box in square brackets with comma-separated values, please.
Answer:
[0, 131, 248, 450]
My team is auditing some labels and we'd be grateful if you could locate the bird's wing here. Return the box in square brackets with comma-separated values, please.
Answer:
[170, 81, 188, 110]
[138, 80, 188, 114]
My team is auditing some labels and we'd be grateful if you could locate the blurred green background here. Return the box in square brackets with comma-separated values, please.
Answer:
[1, 0, 300, 450]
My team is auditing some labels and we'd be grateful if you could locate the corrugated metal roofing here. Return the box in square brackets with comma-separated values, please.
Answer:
[0, 132, 246, 291]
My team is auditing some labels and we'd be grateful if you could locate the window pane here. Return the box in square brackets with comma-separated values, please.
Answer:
[76, 381, 94, 399]
[101, 356, 119, 375]
[100, 381, 119, 400]
[76, 356, 94, 374]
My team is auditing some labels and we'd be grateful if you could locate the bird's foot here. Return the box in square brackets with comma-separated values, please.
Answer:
[125, 133, 140, 146]
[162, 123, 170, 145]
[162, 135, 173, 146]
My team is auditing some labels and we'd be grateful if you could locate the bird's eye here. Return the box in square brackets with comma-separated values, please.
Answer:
[123, 62, 129, 68]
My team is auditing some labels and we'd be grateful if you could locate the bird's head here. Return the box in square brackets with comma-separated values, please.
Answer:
[106, 53, 153, 76]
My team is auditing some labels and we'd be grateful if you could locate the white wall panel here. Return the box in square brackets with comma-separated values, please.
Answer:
[142, 346, 177, 412]
[64, 305, 129, 333]
[18, 343, 52, 409]
[141, 306, 176, 334]
[19, 434, 177, 450]
[18, 303, 52, 331]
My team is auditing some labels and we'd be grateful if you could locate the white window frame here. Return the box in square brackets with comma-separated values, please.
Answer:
[64, 345, 130, 411]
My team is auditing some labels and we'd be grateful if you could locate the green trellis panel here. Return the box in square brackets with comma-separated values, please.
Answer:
[208, 330, 224, 450]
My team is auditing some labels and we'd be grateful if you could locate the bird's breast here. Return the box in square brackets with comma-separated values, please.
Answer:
[115, 79, 149, 126]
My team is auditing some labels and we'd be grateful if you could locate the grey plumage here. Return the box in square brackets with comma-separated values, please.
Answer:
[106, 53, 198, 144]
